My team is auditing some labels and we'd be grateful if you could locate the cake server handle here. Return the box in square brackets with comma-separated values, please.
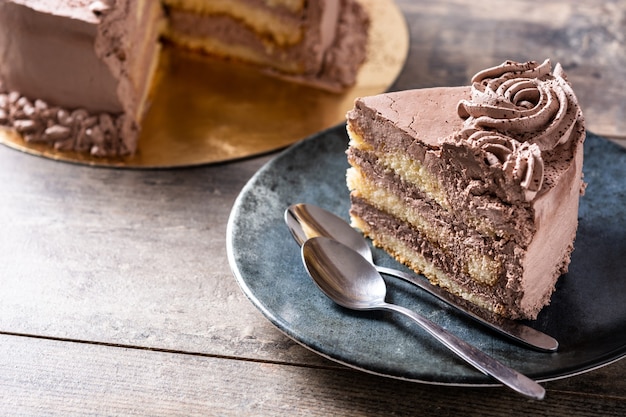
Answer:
[375, 265, 559, 352]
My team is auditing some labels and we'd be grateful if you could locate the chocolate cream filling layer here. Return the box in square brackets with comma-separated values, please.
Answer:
[163, 0, 307, 47]
[164, 0, 368, 91]
[165, 12, 312, 74]
[349, 197, 518, 315]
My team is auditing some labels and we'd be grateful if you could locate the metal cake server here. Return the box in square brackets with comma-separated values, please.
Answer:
[302, 236, 546, 400]
[285, 203, 559, 352]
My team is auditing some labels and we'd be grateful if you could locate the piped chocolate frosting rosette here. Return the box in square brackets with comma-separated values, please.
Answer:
[455, 59, 584, 201]
[458, 59, 582, 151]
[460, 129, 544, 201]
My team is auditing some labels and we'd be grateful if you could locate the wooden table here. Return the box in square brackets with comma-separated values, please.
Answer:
[1, 1, 625, 415]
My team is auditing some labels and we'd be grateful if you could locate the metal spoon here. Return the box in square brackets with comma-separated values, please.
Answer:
[285, 203, 558, 352]
[302, 236, 546, 400]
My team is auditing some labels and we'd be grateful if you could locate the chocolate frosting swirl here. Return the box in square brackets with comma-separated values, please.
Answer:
[462, 130, 544, 201]
[458, 59, 581, 151]
[454, 60, 582, 201]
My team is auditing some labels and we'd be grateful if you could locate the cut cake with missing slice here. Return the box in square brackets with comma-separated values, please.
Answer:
[0, 0, 369, 157]
[346, 60, 585, 320]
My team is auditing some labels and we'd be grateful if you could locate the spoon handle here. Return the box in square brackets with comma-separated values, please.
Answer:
[376, 265, 558, 352]
[380, 302, 546, 400]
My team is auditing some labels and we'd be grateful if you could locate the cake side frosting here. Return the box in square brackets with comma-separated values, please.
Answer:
[0, 0, 164, 156]
[0, 0, 120, 112]
[346, 60, 585, 319]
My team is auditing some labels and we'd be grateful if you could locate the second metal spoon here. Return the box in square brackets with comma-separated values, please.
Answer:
[285, 203, 558, 352]
[302, 236, 546, 400]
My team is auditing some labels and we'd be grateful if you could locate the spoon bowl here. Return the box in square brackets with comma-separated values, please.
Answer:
[286, 203, 558, 352]
[302, 234, 385, 310]
[285, 203, 373, 262]
[302, 236, 546, 400]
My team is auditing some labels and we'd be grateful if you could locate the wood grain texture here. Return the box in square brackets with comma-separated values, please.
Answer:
[0, 146, 331, 364]
[0, 1, 625, 415]
[1, 335, 625, 417]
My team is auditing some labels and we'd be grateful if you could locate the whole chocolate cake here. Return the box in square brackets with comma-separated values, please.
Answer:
[346, 60, 585, 320]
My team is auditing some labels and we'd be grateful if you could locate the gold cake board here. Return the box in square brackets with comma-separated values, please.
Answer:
[0, 0, 408, 168]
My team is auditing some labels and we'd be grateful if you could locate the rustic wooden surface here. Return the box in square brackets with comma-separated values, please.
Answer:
[1, 1, 625, 415]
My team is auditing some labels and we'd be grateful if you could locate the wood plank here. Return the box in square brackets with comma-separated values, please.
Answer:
[394, 0, 626, 139]
[0, 334, 624, 416]
[0, 145, 330, 366]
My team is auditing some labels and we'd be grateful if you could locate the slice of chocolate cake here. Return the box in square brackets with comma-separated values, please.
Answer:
[346, 60, 585, 320]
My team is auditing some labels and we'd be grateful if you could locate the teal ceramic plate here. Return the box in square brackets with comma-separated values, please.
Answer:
[226, 124, 626, 385]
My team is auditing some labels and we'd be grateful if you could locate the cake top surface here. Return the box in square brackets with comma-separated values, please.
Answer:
[7, 0, 103, 22]
[355, 85, 470, 147]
